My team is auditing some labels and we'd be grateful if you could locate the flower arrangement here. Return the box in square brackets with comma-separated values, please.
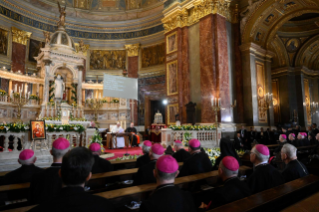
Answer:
[101, 98, 108, 103]
[111, 154, 142, 161]
[29, 94, 39, 100]
[111, 99, 119, 103]
[0, 123, 29, 133]
[0, 89, 6, 96]
[89, 130, 105, 153]
[45, 124, 85, 133]
[204, 148, 221, 166]
[13, 92, 20, 98]
[169, 125, 216, 131]
[182, 131, 193, 147]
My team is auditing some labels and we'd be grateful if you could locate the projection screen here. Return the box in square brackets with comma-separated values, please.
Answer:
[103, 74, 138, 100]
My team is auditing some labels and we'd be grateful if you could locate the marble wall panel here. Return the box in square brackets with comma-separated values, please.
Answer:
[128, 56, 138, 124]
[12, 42, 26, 73]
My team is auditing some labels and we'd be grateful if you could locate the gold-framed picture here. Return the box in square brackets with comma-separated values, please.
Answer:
[166, 60, 178, 96]
[167, 103, 179, 125]
[166, 32, 177, 54]
[30, 120, 46, 140]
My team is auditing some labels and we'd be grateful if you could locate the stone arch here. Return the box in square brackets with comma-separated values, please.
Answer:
[241, 0, 319, 48]
[270, 35, 289, 67]
[50, 63, 78, 82]
[295, 34, 319, 68]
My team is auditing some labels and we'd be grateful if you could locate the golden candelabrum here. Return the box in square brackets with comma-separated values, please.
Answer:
[264, 93, 273, 108]
[310, 102, 319, 115]
[11, 95, 28, 123]
[87, 99, 103, 123]
[211, 97, 237, 128]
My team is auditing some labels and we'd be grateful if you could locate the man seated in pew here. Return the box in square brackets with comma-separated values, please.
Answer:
[29, 138, 70, 204]
[135, 143, 165, 185]
[89, 143, 113, 174]
[200, 156, 251, 210]
[281, 144, 308, 183]
[287, 133, 295, 144]
[135, 140, 152, 168]
[179, 139, 213, 177]
[173, 140, 191, 162]
[273, 134, 288, 154]
[247, 144, 285, 194]
[29, 147, 115, 212]
[125, 122, 139, 147]
[139, 155, 196, 212]
[310, 133, 319, 155]
[1, 149, 42, 185]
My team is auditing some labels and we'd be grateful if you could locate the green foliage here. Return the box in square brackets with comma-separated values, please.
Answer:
[0, 123, 29, 133]
[45, 124, 85, 133]
[90, 130, 103, 144]
[169, 125, 217, 131]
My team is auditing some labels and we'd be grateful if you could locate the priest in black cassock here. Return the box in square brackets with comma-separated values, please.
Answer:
[173, 140, 191, 162]
[135, 140, 152, 168]
[200, 156, 251, 210]
[247, 144, 284, 194]
[273, 134, 287, 154]
[281, 144, 308, 182]
[179, 139, 213, 177]
[125, 122, 139, 147]
[89, 143, 113, 174]
[139, 155, 196, 212]
[1, 149, 42, 185]
[287, 133, 295, 144]
[29, 138, 70, 204]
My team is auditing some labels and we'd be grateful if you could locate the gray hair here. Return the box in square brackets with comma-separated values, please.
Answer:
[151, 152, 163, 159]
[219, 160, 238, 177]
[142, 145, 151, 154]
[281, 143, 297, 159]
[156, 168, 177, 181]
[52, 147, 69, 159]
[252, 147, 269, 162]
[19, 155, 35, 165]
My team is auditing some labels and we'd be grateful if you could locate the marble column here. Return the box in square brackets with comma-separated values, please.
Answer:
[199, 14, 231, 123]
[43, 61, 51, 105]
[78, 67, 83, 107]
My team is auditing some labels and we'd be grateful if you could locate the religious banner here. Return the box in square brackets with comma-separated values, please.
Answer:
[90, 50, 126, 70]
[166, 32, 177, 54]
[141, 43, 165, 68]
[0, 28, 8, 56]
[272, 79, 280, 124]
[167, 103, 179, 125]
[166, 60, 178, 96]
[304, 79, 312, 126]
[256, 61, 267, 123]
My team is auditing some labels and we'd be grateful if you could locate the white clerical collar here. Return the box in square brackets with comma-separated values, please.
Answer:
[255, 161, 268, 167]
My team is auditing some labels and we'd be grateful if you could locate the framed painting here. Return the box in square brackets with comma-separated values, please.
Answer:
[30, 120, 46, 140]
[166, 32, 177, 54]
[167, 103, 179, 125]
[166, 60, 178, 96]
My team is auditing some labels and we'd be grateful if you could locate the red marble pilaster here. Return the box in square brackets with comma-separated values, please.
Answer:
[233, 22, 244, 123]
[128, 56, 139, 125]
[82, 59, 86, 82]
[12, 42, 26, 74]
[199, 14, 231, 123]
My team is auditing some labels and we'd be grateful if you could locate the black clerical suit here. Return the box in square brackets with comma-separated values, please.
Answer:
[125, 127, 138, 147]
[1, 164, 42, 185]
[247, 163, 285, 194]
[134, 160, 157, 185]
[29, 163, 62, 204]
[205, 177, 251, 209]
[234, 137, 244, 151]
[91, 154, 113, 174]
[135, 153, 150, 168]
[179, 152, 213, 177]
[273, 142, 287, 154]
[139, 184, 196, 212]
[281, 160, 308, 183]
[28, 186, 114, 212]
[173, 149, 191, 163]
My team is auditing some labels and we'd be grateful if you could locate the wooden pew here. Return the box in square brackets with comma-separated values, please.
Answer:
[208, 174, 319, 212]
[2, 166, 252, 212]
[281, 190, 319, 211]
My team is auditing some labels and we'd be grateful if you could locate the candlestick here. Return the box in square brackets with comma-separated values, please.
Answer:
[211, 96, 214, 106]
[218, 98, 221, 106]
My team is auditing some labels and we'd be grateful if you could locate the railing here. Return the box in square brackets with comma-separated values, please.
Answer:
[0, 132, 28, 152]
[161, 128, 221, 148]
[0, 96, 39, 106]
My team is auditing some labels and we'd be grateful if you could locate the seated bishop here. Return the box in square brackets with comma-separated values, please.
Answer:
[125, 122, 139, 147]
[111, 122, 125, 148]
[89, 143, 113, 174]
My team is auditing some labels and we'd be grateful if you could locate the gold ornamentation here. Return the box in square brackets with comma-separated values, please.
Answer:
[90, 50, 126, 70]
[74, 0, 90, 9]
[11, 27, 32, 45]
[141, 43, 165, 68]
[43, 31, 50, 45]
[166, 60, 178, 96]
[75, 40, 90, 56]
[0, 28, 8, 55]
[125, 43, 140, 57]
[167, 103, 179, 125]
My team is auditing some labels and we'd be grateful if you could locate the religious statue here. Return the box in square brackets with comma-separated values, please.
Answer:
[154, 110, 163, 124]
[57, 2, 66, 28]
[240, 0, 262, 34]
[54, 75, 65, 100]
[43, 31, 50, 45]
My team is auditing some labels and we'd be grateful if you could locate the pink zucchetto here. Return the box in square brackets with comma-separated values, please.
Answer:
[280, 134, 287, 140]
[19, 149, 34, 160]
[222, 156, 239, 171]
[52, 137, 70, 150]
[143, 140, 152, 147]
[302, 132, 308, 137]
[156, 155, 179, 173]
[290, 133, 295, 138]
[189, 139, 201, 148]
[89, 143, 101, 152]
[151, 143, 165, 155]
[255, 144, 269, 156]
[174, 140, 182, 144]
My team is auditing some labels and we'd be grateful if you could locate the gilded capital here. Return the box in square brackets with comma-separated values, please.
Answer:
[11, 27, 32, 45]
[125, 43, 140, 57]
[75, 40, 90, 56]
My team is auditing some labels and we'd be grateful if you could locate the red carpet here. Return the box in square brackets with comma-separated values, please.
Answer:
[104, 147, 143, 160]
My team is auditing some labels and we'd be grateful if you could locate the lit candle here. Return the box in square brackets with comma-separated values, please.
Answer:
[218, 98, 221, 106]
[211, 96, 214, 106]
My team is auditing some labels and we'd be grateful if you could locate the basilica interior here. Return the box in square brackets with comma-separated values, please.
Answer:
[1, 0, 319, 211]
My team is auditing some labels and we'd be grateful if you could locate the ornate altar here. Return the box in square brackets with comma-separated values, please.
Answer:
[154, 110, 163, 124]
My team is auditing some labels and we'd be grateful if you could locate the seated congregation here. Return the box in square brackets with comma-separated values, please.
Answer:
[1, 131, 318, 212]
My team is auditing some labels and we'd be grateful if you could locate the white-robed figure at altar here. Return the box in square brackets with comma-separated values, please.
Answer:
[54, 75, 65, 99]
[112, 122, 125, 148]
